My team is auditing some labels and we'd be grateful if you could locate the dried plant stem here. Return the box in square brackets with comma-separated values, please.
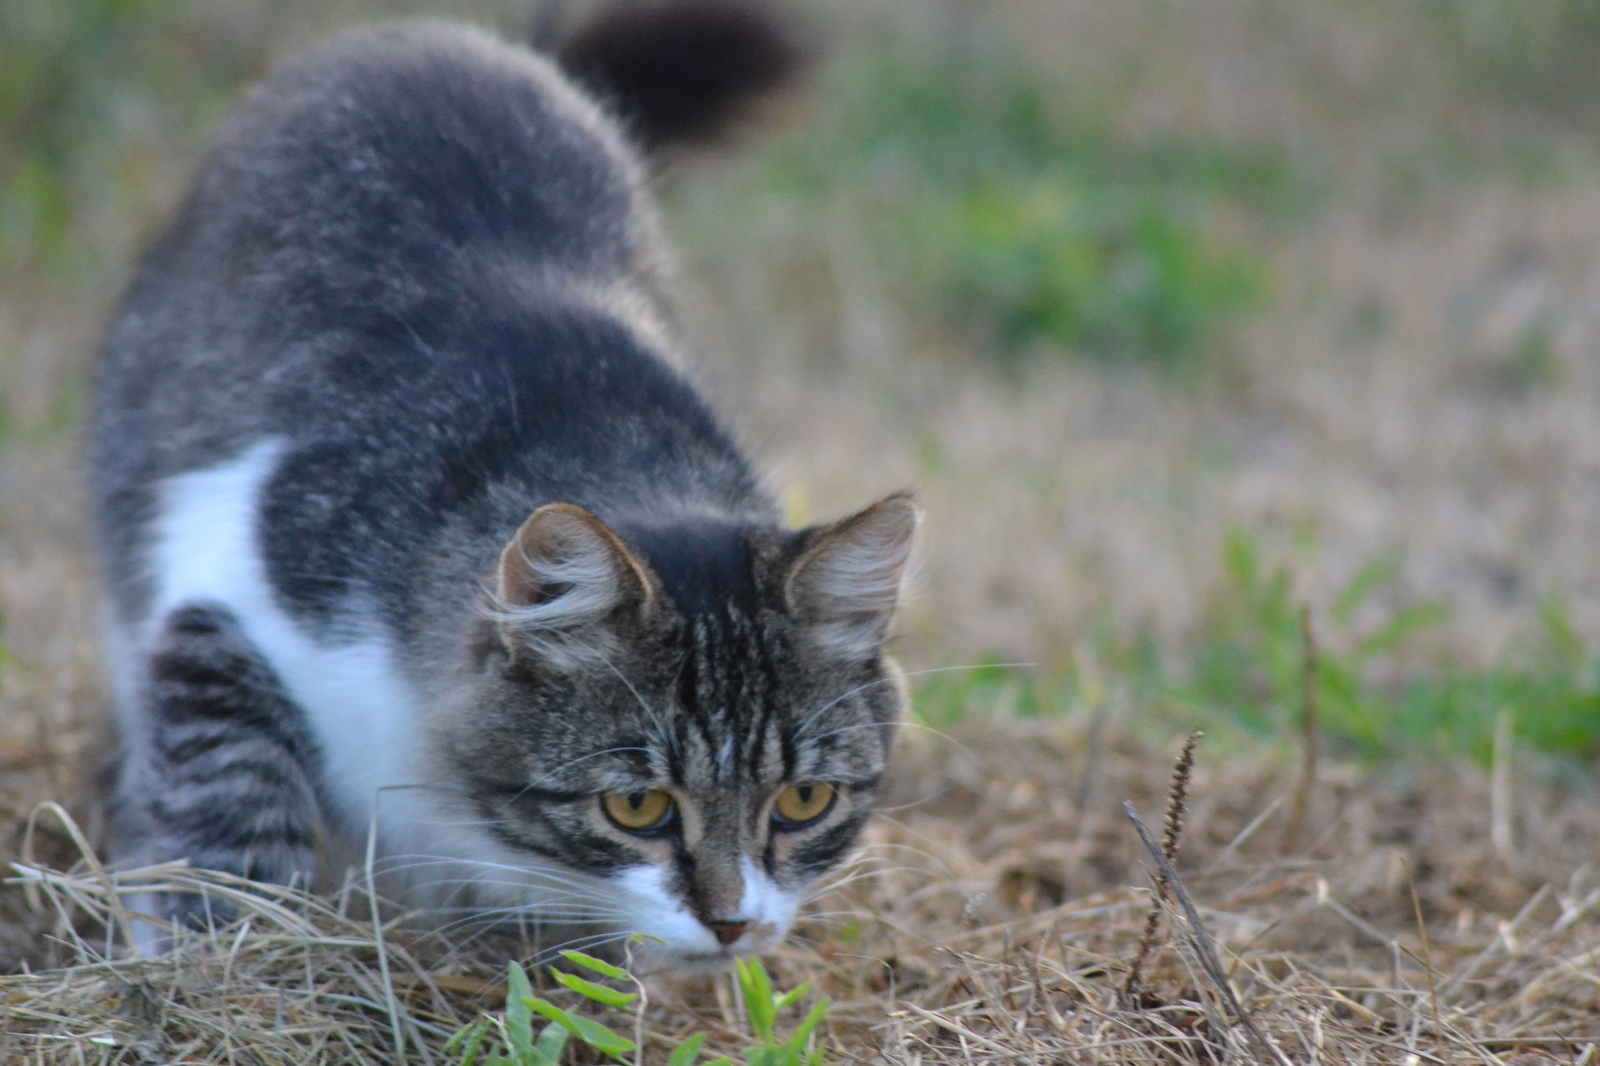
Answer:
[366, 792, 406, 1065]
[1282, 606, 1319, 853]
[21, 802, 139, 958]
[1125, 801, 1292, 1066]
[1406, 864, 1444, 1046]
[1160, 732, 1200, 865]
[1121, 731, 1200, 1002]
[1491, 709, 1515, 861]
[2, 728, 1598, 1064]
[1074, 659, 1109, 821]
[1121, 893, 1165, 1005]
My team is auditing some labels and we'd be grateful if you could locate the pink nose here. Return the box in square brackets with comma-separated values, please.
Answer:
[708, 920, 748, 946]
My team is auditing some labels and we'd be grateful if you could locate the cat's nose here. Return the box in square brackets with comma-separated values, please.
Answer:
[707, 920, 748, 946]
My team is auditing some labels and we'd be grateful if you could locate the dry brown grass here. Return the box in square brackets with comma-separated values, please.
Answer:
[2, 724, 1596, 1063]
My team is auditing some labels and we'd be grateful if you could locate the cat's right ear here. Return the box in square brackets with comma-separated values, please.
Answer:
[490, 504, 657, 670]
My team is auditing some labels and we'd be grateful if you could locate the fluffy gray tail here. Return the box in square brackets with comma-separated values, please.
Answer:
[543, 0, 809, 149]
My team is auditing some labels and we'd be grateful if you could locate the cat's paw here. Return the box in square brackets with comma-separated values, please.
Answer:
[124, 888, 241, 955]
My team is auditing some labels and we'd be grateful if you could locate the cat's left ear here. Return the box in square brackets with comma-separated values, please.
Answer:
[786, 493, 921, 660]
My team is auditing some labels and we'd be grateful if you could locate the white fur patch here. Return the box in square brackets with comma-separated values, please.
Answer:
[615, 865, 721, 956]
[138, 439, 424, 843]
[611, 858, 800, 966]
[738, 857, 801, 951]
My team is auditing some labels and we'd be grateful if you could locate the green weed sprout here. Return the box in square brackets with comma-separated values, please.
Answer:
[732, 957, 829, 1066]
[446, 951, 828, 1066]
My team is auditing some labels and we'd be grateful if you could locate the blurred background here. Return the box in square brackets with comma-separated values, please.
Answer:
[4, 0, 1600, 803]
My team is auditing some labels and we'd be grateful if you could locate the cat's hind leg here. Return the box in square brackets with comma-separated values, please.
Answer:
[112, 602, 323, 947]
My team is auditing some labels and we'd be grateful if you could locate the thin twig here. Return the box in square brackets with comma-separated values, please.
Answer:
[1490, 709, 1515, 861]
[1125, 800, 1292, 1066]
[1282, 606, 1319, 853]
[1075, 655, 1109, 819]
[1160, 733, 1201, 866]
[1406, 864, 1443, 1047]
[1121, 732, 1201, 1002]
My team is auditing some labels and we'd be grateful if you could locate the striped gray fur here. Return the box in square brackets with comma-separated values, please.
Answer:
[111, 603, 323, 934]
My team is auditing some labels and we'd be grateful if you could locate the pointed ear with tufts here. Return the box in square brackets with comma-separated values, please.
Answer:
[785, 494, 921, 661]
[490, 503, 657, 670]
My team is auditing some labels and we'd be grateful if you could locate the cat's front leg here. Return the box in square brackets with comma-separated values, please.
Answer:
[112, 602, 323, 947]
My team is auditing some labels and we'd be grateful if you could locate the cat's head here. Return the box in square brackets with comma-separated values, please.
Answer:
[445, 494, 919, 969]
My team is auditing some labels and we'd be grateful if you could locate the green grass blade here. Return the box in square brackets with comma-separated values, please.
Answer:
[736, 959, 776, 1041]
[444, 1015, 484, 1053]
[1333, 554, 1399, 625]
[522, 996, 580, 1039]
[533, 1022, 570, 1066]
[782, 997, 831, 1051]
[559, 949, 631, 981]
[552, 969, 639, 1008]
[506, 963, 536, 1058]
[772, 980, 813, 1013]
[569, 1014, 637, 1058]
[1355, 601, 1447, 660]
[667, 1032, 707, 1066]
[445, 1017, 490, 1066]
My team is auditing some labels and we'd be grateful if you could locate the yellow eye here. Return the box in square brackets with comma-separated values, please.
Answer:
[773, 782, 836, 826]
[602, 790, 674, 832]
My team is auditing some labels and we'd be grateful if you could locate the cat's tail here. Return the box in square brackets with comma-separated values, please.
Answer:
[539, 0, 810, 150]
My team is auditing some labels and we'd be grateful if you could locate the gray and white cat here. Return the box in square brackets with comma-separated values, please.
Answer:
[91, 8, 918, 969]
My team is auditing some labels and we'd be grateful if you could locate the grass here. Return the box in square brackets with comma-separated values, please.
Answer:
[5, 728, 1600, 1063]
[1421, 0, 1600, 135]
[681, 19, 1297, 372]
[914, 530, 1600, 764]
[450, 954, 828, 1066]
[0, 0, 226, 284]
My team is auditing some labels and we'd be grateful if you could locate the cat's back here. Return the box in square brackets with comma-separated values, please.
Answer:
[137, 20, 651, 299]
[93, 21, 667, 476]
[91, 20, 759, 632]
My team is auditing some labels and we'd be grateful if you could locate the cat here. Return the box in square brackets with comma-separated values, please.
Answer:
[90, 3, 918, 970]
